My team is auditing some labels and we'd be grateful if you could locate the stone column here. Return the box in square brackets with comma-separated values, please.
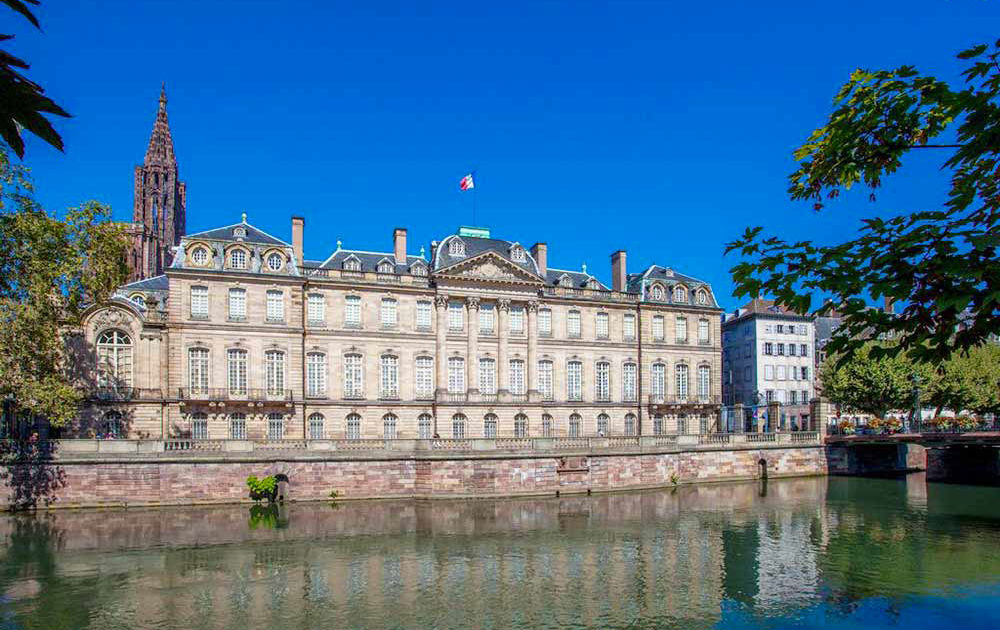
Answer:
[527, 301, 538, 401]
[467, 297, 480, 397]
[497, 299, 510, 397]
[435, 296, 448, 396]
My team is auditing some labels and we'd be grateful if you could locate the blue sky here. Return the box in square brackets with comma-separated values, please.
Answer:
[11, 0, 1000, 310]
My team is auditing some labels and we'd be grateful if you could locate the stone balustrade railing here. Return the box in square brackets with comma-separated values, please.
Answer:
[37, 432, 821, 458]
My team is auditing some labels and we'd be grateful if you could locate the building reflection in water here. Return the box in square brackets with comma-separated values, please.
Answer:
[2, 476, 1000, 630]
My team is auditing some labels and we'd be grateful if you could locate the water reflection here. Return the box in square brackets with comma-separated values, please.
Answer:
[1, 476, 999, 629]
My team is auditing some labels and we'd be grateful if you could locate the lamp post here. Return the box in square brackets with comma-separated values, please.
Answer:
[910, 373, 922, 434]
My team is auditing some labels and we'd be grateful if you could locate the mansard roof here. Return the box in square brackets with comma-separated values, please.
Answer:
[434, 233, 540, 276]
[186, 219, 289, 247]
[121, 274, 168, 292]
[626, 265, 708, 293]
[545, 268, 608, 290]
[319, 249, 426, 274]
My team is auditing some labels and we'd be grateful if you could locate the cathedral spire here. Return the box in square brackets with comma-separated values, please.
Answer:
[145, 83, 175, 165]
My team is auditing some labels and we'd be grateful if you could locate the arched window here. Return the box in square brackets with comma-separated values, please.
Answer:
[265, 349, 285, 396]
[447, 357, 465, 393]
[415, 356, 434, 399]
[411, 263, 427, 277]
[697, 289, 708, 305]
[510, 246, 525, 262]
[479, 358, 496, 394]
[449, 238, 465, 256]
[188, 347, 209, 394]
[676, 364, 689, 401]
[103, 410, 123, 439]
[380, 355, 399, 399]
[537, 360, 553, 400]
[267, 412, 284, 440]
[678, 415, 688, 435]
[418, 413, 433, 439]
[96, 329, 132, 391]
[130, 294, 145, 308]
[229, 248, 247, 270]
[673, 285, 687, 303]
[624, 413, 637, 436]
[308, 413, 325, 440]
[343, 353, 363, 398]
[306, 352, 327, 397]
[568, 414, 581, 438]
[567, 360, 583, 401]
[383, 413, 398, 439]
[227, 349, 248, 395]
[541, 414, 553, 437]
[191, 412, 208, 440]
[596, 413, 609, 436]
[380, 298, 397, 328]
[346, 413, 362, 440]
[452, 414, 466, 439]
[191, 246, 210, 266]
[266, 252, 284, 271]
[623, 362, 637, 402]
[229, 413, 247, 439]
[514, 414, 529, 438]
[483, 414, 498, 438]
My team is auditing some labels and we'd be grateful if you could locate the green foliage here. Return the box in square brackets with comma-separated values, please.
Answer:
[328, 489, 340, 500]
[0, 148, 130, 428]
[727, 40, 1000, 364]
[0, 1, 70, 157]
[820, 342, 935, 418]
[246, 475, 277, 502]
[248, 503, 288, 529]
[926, 344, 1000, 416]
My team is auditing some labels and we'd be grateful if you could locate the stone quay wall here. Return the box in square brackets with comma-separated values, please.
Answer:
[1, 441, 828, 510]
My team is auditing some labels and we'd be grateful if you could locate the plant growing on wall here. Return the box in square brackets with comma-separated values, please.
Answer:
[246, 475, 278, 503]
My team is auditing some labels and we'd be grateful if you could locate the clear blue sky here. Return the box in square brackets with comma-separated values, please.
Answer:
[12, 0, 1000, 310]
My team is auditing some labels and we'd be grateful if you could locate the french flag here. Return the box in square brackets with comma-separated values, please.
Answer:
[460, 173, 475, 191]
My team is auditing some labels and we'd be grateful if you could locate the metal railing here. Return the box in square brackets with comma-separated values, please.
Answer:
[177, 388, 294, 402]
[90, 387, 164, 401]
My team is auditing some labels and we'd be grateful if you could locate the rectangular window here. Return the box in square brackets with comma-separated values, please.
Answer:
[509, 359, 525, 395]
[344, 354, 363, 399]
[380, 355, 399, 399]
[307, 293, 325, 324]
[776, 324, 784, 334]
[509, 305, 524, 334]
[596, 313, 609, 339]
[448, 301, 464, 331]
[266, 290, 284, 322]
[267, 415, 284, 441]
[416, 301, 432, 330]
[381, 298, 398, 328]
[345, 295, 361, 327]
[764, 342, 773, 355]
[567, 311, 581, 338]
[764, 365, 774, 380]
[265, 350, 285, 396]
[191, 417, 208, 440]
[652, 316, 664, 341]
[595, 362, 610, 401]
[788, 324, 795, 334]
[777, 365, 786, 381]
[789, 390, 798, 404]
[698, 366, 710, 400]
[448, 357, 465, 393]
[675, 365, 689, 400]
[308, 415, 325, 440]
[188, 348, 209, 393]
[567, 361, 582, 401]
[228, 288, 246, 320]
[190, 286, 208, 319]
[479, 303, 495, 334]
[698, 319, 710, 344]
[651, 364, 665, 399]
[538, 309, 552, 336]
[675, 317, 688, 343]
[802, 366, 810, 380]
[802, 389, 809, 402]
[479, 358, 496, 394]
[623, 363, 637, 401]
[538, 361, 553, 400]
[623, 313, 636, 341]
[415, 356, 434, 398]
[306, 353, 326, 397]
[800, 344, 808, 357]
[777, 343, 785, 356]
[229, 415, 247, 440]
[765, 389, 775, 403]
[227, 349, 247, 395]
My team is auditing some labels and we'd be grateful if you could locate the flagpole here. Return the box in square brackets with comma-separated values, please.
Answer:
[472, 169, 477, 226]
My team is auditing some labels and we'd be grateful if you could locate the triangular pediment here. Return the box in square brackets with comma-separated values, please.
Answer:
[435, 251, 544, 284]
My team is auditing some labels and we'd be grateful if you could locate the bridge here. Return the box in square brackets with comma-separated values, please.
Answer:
[826, 431, 1000, 484]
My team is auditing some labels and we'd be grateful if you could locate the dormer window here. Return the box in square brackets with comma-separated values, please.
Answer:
[651, 284, 664, 301]
[233, 226, 247, 239]
[130, 294, 145, 308]
[674, 286, 687, 302]
[266, 252, 284, 271]
[557, 274, 572, 287]
[587, 279, 599, 290]
[411, 263, 427, 277]
[449, 238, 465, 257]
[229, 249, 247, 270]
[191, 246, 209, 266]
[343, 257, 362, 272]
[510, 246, 525, 262]
[377, 260, 395, 274]
[697, 290, 708, 305]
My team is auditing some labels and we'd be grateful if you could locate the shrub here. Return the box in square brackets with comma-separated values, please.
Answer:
[246, 475, 278, 502]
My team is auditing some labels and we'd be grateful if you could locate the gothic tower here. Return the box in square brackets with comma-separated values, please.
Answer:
[129, 84, 186, 281]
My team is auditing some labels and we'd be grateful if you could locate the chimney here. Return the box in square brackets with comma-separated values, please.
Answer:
[291, 216, 304, 264]
[430, 240, 439, 263]
[393, 227, 407, 265]
[611, 250, 626, 292]
[531, 242, 547, 277]
[884, 296, 894, 314]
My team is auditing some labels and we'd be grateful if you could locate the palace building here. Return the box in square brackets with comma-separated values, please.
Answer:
[68, 92, 723, 441]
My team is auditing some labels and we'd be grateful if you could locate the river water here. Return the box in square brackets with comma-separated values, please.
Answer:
[1, 475, 999, 629]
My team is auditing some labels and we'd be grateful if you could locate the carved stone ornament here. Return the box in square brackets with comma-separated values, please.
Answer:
[497, 298, 511, 311]
[434, 295, 449, 308]
[466, 296, 481, 309]
[526, 301, 539, 313]
[457, 261, 518, 281]
[92, 308, 133, 333]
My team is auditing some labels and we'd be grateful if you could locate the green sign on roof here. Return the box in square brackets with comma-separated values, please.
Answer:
[458, 226, 490, 238]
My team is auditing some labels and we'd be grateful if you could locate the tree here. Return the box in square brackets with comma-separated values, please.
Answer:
[0, 0, 70, 157]
[726, 40, 1000, 365]
[0, 146, 129, 429]
[819, 342, 935, 418]
[926, 344, 1000, 416]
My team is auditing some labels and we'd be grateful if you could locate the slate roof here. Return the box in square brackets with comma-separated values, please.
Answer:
[545, 268, 608, 290]
[121, 274, 168, 292]
[319, 249, 427, 274]
[434, 234, 540, 276]
[724, 298, 812, 325]
[186, 221, 288, 246]
[625, 265, 709, 293]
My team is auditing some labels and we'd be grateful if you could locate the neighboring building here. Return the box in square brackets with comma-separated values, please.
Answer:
[721, 299, 815, 430]
[69, 220, 723, 440]
[127, 85, 187, 282]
